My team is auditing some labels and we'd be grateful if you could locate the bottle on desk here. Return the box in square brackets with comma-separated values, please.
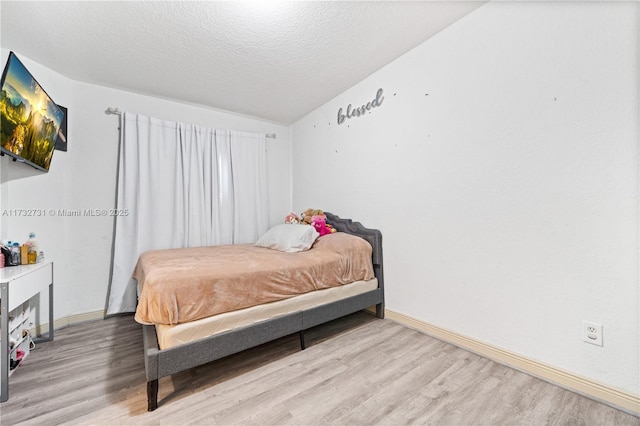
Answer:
[26, 233, 40, 264]
[26, 233, 39, 253]
[11, 242, 20, 265]
[27, 248, 37, 264]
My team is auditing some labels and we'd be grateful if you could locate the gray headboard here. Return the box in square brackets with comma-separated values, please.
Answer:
[324, 212, 384, 291]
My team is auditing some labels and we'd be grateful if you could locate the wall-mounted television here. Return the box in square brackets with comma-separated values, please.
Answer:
[0, 51, 64, 172]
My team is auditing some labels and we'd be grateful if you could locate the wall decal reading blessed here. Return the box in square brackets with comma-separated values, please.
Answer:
[337, 88, 384, 125]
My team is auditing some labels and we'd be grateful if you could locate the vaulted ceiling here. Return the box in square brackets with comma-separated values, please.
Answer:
[1, 1, 484, 124]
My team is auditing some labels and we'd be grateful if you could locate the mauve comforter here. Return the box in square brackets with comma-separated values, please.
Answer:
[133, 232, 374, 325]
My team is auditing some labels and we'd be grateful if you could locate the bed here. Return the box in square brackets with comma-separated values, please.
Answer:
[136, 212, 384, 411]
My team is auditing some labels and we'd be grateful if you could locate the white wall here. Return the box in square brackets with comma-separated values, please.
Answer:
[0, 49, 292, 320]
[291, 2, 639, 395]
[0, 50, 76, 324]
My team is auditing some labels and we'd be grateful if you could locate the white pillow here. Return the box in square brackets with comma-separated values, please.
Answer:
[255, 224, 320, 253]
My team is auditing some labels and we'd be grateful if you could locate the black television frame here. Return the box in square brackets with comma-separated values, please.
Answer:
[0, 51, 64, 172]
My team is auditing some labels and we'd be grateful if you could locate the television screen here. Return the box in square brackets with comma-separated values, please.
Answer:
[0, 51, 64, 172]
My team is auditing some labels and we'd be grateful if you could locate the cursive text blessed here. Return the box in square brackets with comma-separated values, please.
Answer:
[337, 88, 384, 125]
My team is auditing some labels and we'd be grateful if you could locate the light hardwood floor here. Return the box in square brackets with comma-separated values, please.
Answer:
[1, 313, 638, 425]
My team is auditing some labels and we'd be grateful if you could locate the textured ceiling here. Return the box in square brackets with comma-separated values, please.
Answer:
[1, 1, 484, 124]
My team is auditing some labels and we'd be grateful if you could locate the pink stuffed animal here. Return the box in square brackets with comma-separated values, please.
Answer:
[311, 214, 334, 236]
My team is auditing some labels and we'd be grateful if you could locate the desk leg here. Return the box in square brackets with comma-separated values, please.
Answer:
[48, 282, 53, 341]
[1, 283, 9, 402]
[33, 275, 53, 343]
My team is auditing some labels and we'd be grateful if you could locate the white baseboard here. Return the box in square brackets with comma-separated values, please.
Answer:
[385, 309, 640, 417]
[32, 310, 105, 335]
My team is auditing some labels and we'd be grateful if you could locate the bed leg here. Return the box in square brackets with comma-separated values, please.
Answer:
[376, 303, 385, 319]
[299, 330, 306, 350]
[147, 380, 159, 411]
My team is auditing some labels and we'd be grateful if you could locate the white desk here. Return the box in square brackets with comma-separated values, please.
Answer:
[0, 261, 54, 402]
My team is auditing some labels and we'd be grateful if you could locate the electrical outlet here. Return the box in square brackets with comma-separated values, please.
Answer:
[582, 320, 603, 346]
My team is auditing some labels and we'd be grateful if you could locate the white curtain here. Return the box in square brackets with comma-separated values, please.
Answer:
[107, 113, 269, 315]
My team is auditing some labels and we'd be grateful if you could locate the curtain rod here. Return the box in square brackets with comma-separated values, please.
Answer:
[104, 107, 276, 139]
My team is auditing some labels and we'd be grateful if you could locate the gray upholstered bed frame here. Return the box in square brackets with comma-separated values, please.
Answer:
[142, 212, 384, 411]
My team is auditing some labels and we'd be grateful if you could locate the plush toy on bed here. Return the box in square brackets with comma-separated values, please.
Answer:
[311, 214, 336, 236]
[301, 208, 323, 225]
[284, 212, 300, 224]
